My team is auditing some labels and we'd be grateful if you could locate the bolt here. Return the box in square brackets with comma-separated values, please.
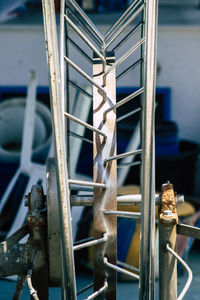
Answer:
[176, 194, 184, 205]
[163, 210, 173, 217]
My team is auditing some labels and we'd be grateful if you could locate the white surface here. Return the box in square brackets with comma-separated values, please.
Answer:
[0, 23, 200, 144]
[157, 26, 200, 144]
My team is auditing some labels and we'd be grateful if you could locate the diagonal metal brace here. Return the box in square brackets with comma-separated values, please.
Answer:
[177, 223, 200, 240]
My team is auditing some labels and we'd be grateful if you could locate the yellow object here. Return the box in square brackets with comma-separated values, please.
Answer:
[87, 185, 195, 280]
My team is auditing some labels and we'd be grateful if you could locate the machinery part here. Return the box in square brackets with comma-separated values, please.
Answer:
[0, 184, 48, 299]
[42, 0, 158, 299]
[159, 182, 178, 300]
[26, 185, 48, 300]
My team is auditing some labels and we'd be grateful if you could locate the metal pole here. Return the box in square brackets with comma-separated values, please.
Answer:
[139, 0, 158, 299]
[42, 1, 77, 299]
[159, 183, 178, 300]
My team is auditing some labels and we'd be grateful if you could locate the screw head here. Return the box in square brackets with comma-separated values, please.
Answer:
[163, 209, 173, 217]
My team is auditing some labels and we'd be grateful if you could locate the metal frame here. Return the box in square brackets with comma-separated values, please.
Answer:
[42, 0, 158, 299]
[0, 3, 199, 299]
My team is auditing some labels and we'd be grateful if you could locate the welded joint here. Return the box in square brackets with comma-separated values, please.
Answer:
[25, 185, 48, 299]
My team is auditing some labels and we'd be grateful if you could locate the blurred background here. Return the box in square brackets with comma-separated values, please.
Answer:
[0, 1, 200, 298]
[1, 0, 200, 196]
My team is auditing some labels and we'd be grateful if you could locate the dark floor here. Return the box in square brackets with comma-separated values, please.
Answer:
[0, 247, 199, 299]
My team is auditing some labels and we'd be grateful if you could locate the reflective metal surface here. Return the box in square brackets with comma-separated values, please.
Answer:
[42, 0, 158, 298]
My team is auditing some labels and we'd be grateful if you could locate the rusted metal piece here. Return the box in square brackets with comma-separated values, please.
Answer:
[42, 0, 159, 298]
[160, 182, 178, 225]
[0, 223, 30, 279]
[93, 52, 117, 299]
[159, 182, 178, 300]
[0, 243, 30, 277]
[26, 186, 47, 227]
[0, 186, 48, 299]
[27, 185, 49, 300]
[177, 223, 200, 240]
[0, 224, 29, 256]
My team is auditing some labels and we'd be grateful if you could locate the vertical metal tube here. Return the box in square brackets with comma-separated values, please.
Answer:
[42, 1, 77, 299]
[60, 0, 66, 120]
[139, 1, 158, 299]
[159, 183, 178, 300]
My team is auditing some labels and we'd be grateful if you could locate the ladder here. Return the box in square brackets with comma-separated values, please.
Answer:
[42, 0, 158, 299]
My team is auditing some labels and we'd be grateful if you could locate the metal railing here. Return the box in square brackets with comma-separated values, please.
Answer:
[42, 0, 158, 299]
